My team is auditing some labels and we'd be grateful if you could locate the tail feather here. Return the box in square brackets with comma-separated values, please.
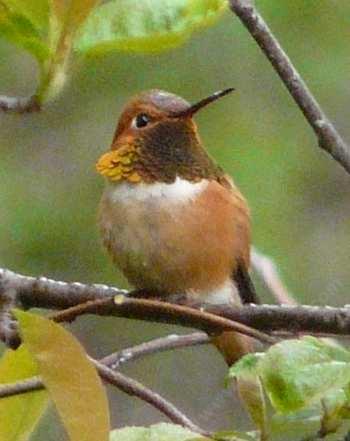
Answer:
[212, 331, 254, 366]
[211, 263, 258, 365]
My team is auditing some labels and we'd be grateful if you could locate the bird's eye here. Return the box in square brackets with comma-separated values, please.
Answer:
[132, 113, 150, 129]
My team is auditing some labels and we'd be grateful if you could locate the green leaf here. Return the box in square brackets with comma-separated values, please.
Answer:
[50, 0, 101, 31]
[75, 0, 227, 55]
[228, 339, 350, 438]
[109, 423, 202, 441]
[0, 4, 50, 63]
[228, 354, 268, 440]
[15, 310, 110, 441]
[0, 345, 48, 441]
[35, 0, 101, 103]
[270, 411, 321, 441]
[227, 353, 262, 382]
[213, 430, 259, 441]
[301, 337, 350, 363]
[258, 337, 350, 413]
[319, 389, 350, 437]
[1, 0, 49, 33]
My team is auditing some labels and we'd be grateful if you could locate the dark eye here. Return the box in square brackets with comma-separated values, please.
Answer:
[132, 113, 150, 129]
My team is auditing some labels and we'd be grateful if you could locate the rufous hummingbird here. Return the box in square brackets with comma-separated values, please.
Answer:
[96, 89, 258, 365]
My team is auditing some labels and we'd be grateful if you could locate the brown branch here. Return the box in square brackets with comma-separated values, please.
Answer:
[0, 333, 208, 397]
[0, 266, 275, 348]
[0, 268, 123, 311]
[229, 0, 350, 174]
[49, 297, 276, 345]
[208, 304, 350, 336]
[0, 95, 40, 113]
[2, 267, 350, 342]
[0, 281, 21, 348]
[100, 332, 209, 369]
[0, 376, 42, 398]
[42, 298, 350, 339]
[251, 248, 297, 306]
[2, 268, 350, 433]
[91, 359, 207, 435]
[0, 353, 207, 435]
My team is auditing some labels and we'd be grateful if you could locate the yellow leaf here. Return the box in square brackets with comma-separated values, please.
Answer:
[0, 345, 48, 441]
[14, 310, 110, 441]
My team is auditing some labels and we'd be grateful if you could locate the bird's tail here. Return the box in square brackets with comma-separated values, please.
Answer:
[212, 331, 254, 366]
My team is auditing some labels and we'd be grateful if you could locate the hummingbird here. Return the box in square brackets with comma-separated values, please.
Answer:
[96, 89, 258, 365]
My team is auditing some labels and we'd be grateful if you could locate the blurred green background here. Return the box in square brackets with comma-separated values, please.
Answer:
[0, 0, 350, 438]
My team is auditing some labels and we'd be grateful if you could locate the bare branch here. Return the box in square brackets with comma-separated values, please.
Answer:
[49, 297, 276, 345]
[47, 297, 350, 339]
[209, 304, 350, 336]
[0, 267, 275, 347]
[91, 358, 208, 435]
[0, 333, 209, 399]
[2, 267, 350, 341]
[0, 354, 207, 435]
[251, 248, 297, 306]
[0, 333, 208, 397]
[229, 0, 350, 174]
[0, 268, 122, 311]
[100, 332, 209, 369]
[0, 95, 40, 113]
[0, 283, 21, 348]
[0, 376, 42, 398]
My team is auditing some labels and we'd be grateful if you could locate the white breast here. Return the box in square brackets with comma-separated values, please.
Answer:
[100, 176, 241, 301]
[106, 176, 208, 205]
[100, 176, 210, 292]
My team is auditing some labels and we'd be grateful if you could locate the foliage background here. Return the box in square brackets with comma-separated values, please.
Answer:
[0, 1, 349, 438]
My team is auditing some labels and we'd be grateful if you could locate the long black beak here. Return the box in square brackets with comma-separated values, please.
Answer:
[171, 88, 235, 118]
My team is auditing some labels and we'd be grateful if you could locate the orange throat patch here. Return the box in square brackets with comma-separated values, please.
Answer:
[96, 144, 141, 183]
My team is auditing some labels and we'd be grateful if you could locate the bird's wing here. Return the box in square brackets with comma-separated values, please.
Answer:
[217, 173, 260, 305]
[233, 260, 259, 304]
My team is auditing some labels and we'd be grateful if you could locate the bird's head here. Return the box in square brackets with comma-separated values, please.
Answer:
[96, 88, 234, 184]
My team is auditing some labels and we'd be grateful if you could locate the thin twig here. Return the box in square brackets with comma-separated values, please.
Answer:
[49, 297, 276, 345]
[0, 95, 40, 113]
[0, 355, 207, 435]
[229, 0, 350, 174]
[0, 333, 208, 398]
[91, 358, 208, 435]
[251, 248, 297, 306]
[100, 332, 209, 369]
[0, 376, 42, 398]
[3, 324, 349, 401]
